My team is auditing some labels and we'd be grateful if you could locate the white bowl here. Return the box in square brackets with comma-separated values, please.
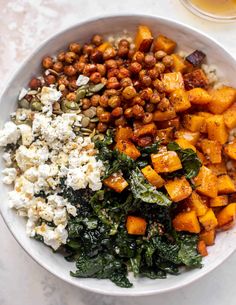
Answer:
[0, 14, 236, 297]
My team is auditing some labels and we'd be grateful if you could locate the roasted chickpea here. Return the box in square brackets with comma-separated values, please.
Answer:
[117, 67, 130, 79]
[68, 79, 78, 91]
[97, 122, 108, 133]
[83, 44, 94, 55]
[106, 77, 120, 89]
[118, 39, 130, 48]
[154, 50, 167, 60]
[132, 96, 145, 107]
[132, 104, 145, 119]
[65, 51, 77, 64]
[153, 79, 165, 92]
[69, 42, 81, 54]
[122, 86, 137, 100]
[148, 67, 159, 79]
[116, 58, 124, 67]
[157, 97, 170, 111]
[83, 63, 97, 75]
[88, 122, 96, 130]
[74, 61, 85, 73]
[103, 47, 117, 60]
[107, 68, 119, 78]
[155, 62, 165, 74]
[44, 74, 56, 85]
[99, 112, 111, 123]
[129, 62, 142, 74]
[133, 80, 142, 90]
[57, 51, 65, 62]
[144, 54, 156, 68]
[128, 49, 135, 60]
[91, 34, 103, 46]
[66, 92, 77, 101]
[61, 88, 69, 97]
[82, 98, 91, 110]
[145, 103, 155, 113]
[99, 95, 109, 107]
[64, 65, 77, 76]
[115, 116, 127, 127]
[162, 55, 174, 68]
[105, 89, 118, 96]
[105, 59, 118, 69]
[140, 88, 153, 101]
[117, 46, 129, 58]
[143, 112, 153, 124]
[111, 107, 123, 117]
[101, 77, 108, 86]
[120, 77, 132, 88]
[140, 75, 152, 87]
[96, 64, 106, 76]
[108, 96, 121, 108]
[53, 61, 63, 73]
[133, 51, 144, 64]
[29, 78, 41, 89]
[96, 106, 105, 116]
[58, 75, 69, 86]
[78, 54, 88, 63]
[150, 93, 161, 104]
[90, 72, 102, 84]
[91, 94, 101, 107]
[124, 108, 133, 119]
[90, 50, 103, 63]
[42, 56, 53, 69]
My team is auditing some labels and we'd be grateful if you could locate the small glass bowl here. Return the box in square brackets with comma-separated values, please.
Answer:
[180, 0, 236, 22]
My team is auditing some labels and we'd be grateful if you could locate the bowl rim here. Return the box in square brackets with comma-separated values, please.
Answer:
[0, 13, 236, 297]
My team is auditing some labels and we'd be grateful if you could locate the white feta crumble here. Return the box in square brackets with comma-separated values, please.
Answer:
[18, 124, 33, 146]
[18, 88, 28, 100]
[2, 152, 12, 166]
[0, 122, 20, 146]
[76, 75, 90, 86]
[40, 86, 62, 115]
[2, 167, 17, 184]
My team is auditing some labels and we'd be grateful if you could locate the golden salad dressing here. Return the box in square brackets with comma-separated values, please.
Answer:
[190, 0, 236, 16]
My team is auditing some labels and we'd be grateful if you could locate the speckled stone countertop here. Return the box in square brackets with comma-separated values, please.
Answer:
[0, 1, 236, 304]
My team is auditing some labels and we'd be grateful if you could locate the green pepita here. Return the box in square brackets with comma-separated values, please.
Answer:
[31, 101, 42, 111]
[81, 127, 92, 133]
[89, 83, 105, 93]
[18, 99, 30, 109]
[76, 88, 87, 101]
[90, 117, 99, 122]
[81, 116, 90, 128]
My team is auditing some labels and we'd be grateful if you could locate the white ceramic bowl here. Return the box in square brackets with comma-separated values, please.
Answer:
[0, 15, 236, 297]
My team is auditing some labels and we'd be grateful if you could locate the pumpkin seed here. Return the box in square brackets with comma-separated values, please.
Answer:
[76, 88, 87, 101]
[83, 107, 97, 118]
[81, 116, 90, 128]
[31, 101, 42, 111]
[18, 98, 30, 109]
[61, 100, 80, 112]
[93, 134, 105, 141]
[28, 90, 38, 95]
[89, 129, 96, 138]
[47, 68, 60, 76]
[82, 132, 92, 136]
[81, 127, 92, 133]
[90, 117, 99, 122]
[89, 83, 105, 93]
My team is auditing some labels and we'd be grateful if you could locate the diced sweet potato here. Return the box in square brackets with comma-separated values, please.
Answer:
[175, 138, 197, 152]
[196, 150, 208, 165]
[200, 229, 216, 246]
[217, 203, 236, 229]
[165, 176, 192, 202]
[217, 174, 236, 194]
[188, 88, 212, 105]
[115, 140, 141, 160]
[169, 88, 191, 112]
[199, 208, 218, 231]
[126, 216, 147, 235]
[207, 162, 227, 176]
[115, 127, 133, 142]
[223, 103, 236, 129]
[175, 130, 200, 146]
[194, 166, 218, 198]
[134, 123, 157, 138]
[151, 151, 182, 173]
[153, 107, 176, 121]
[197, 112, 213, 133]
[197, 240, 208, 257]
[156, 127, 174, 144]
[186, 50, 206, 67]
[224, 141, 236, 160]
[171, 54, 188, 73]
[173, 210, 201, 233]
[208, 87, 236, 114]
[97, 41, 112, 52]
[135, 25, 153, 52]
[162, 72, 184, 93]
[184, 69, 209, 90]
[141, 165, 165, 188]
[103, 173, 128, 193]
[206, 115, 228, 145]
[158, 117, 180, 129]
[186, 191, 209, 216]
[201, 139, 222, 164]
[183, 114, 205, 132]
[153, 34, 176, 54]
[210, 195, 228, 207]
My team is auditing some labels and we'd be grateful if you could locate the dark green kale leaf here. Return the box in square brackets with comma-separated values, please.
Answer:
[138, 141, 160, 158]
[167, 142, 202, 179]
[178, 233, 202, 268]
[140, 267, 166, 279]
[130, 168, 172, 206]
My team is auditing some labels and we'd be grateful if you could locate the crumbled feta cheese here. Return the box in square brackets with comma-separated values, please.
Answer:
[2, 167, 17, 184]
[8, 190, 30, 209]
[76, 75, 90, 86]
[0, 122, 20, 146]
[18, 88, 28, 100]
[40, 86, 62, 115]
[18, 124, 33, 146]
[2, 152, 12, 166]
[36, 224, 68, 250]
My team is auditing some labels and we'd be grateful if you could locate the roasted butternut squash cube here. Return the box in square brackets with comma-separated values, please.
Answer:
[171, 54, 188, 73]
[206, 115, 228, 145]
[200, 229, 216, 246]
[169, 88, 191, 112]
[153, 107, 176, 121]
[135, 25, 153, 52]
[134, 122, 157, 138]
[201, 139, 222, 164]
[208, 87, 236, 114]
[217, 203, 236, 229]
[115, 140, 141, 160]
[175, 130, 200, 146]
[162, 72, 184, 93]
[194, 166, 218, 198]
[207, 162, 227, 176]
[153, 34, 176, 54]
[141, 165, 165, 188]
[151, 151, 182, 173]
[165, 177, 192, 202]
[223, 103, 236, 129]
[186, 191, 209, 216]
[97, 41, 112, 52]
[197, 240, 208, 257]
[197, 112, 213, 133]
[224, 141, 236, 160]
[188, 88, 212, 105]
[103, 173, 128, 193]
[173, 210, 201, 233]
[210, 195, 228, 207]
[183, 114, 205, 132]
[158, 117, 180, 129]
[115, 127, 133, 142]
[126, 216, 147, 235]
[175, 138, 197, 152]
[156, 127, 174, 144]
[217, 174, 236, 194]
[199, 208, 218, 231]
[196, 150, 208, 165]
[184, 69, 209, 90]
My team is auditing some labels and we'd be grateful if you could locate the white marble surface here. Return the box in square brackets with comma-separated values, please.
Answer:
[0, 0, 236, 304]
